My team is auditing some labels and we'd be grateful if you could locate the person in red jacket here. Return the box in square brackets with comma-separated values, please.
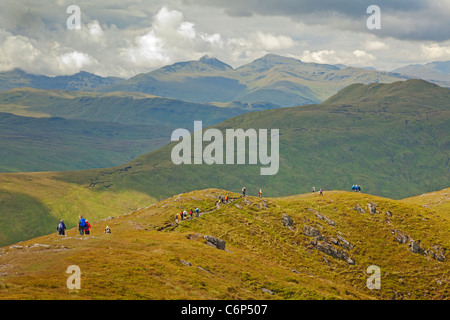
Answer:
[84, 219, 92, 235]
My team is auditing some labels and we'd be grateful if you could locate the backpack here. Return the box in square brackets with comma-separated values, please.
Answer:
[58, 222, 64, 230]
[79, 218, 86, 227]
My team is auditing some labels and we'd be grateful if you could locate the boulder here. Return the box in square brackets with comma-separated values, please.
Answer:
[367, 202, 379, 214]
[204, 235, 226, 250]
[281, 213, 294, 228]
[302, 225, 321, 237]
[409, 239, 423, 254]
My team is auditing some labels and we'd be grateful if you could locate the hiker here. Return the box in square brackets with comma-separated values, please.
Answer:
[85, 220, 91, 235]
[357, 185, 361, 192]
[189, 210, 193, 220]
[312, 187, 315, 195]
[258, 189, 262, 198]
[175, 212, 179, 223]
[225, 195, 229, 203]
[319, 188, 323, 196]
[183, 210, 187, 220]
[180, 210, 184, 221]
[78, 215, 87, 235]
[57, 219, 66, 236]
[195, 207, 200, 217]
[242, 187, 246, 197]
[352, 185, 355, 192]
[105, 226, 111, 234]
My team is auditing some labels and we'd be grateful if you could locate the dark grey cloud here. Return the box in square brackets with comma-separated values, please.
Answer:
[182, 0, 450, 41]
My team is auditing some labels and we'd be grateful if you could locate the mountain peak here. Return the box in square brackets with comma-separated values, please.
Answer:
[198, 55, 233, 71]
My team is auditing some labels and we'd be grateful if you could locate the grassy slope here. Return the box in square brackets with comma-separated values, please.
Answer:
[0, 172, 155, 246]
[0, 189, 448, 300]
[401, 187, 450, 219]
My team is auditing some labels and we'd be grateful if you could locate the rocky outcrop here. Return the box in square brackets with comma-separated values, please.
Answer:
[353, 204, 365, 213]
[425, 245, 446, 262]
[281, 213, 295, 230]
[392, 229, 446, 262]
[302, 225, 321, 238]
[367, 202, 379, 214]
[308, 208, 335, 226]
[204, 235, 226, 250]
[302, 224, 354, 265]
[317, 242, 355, 265]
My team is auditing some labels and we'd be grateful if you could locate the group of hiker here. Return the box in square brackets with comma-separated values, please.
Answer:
[312, 187, 324, 196]
[56, 215, 111, 236]
[352, 185, 362, 192]
[242, 187, 263, 198]
[175, 207, 200, 223]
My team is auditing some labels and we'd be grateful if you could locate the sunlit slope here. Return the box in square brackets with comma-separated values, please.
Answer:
[0, 189, 447, 300]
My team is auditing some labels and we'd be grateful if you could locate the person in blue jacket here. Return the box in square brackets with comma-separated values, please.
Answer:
[57, 219, 66, 236]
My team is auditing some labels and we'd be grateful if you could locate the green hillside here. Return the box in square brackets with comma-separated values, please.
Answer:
[64, 79, 450, 200]
[0, 88, 264, 172]
[0, 189, 448, 300]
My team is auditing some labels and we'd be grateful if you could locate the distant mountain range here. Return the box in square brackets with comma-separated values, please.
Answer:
[392, 60, 450, 88]
[0, 54, 414, 107]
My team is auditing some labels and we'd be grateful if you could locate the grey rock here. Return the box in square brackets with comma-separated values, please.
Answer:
[302, 225, 321, 237]
[281, 213, 294, 227]
[204, 235, 226, 250]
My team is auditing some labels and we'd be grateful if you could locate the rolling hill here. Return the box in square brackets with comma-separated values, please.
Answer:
[0, 188, 448, 300]
[0, 79, 448, 247]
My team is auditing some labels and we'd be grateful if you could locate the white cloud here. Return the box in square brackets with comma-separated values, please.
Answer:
[300, 49, 376, 67]
[420, 43, 450, 60]
[255, 32, 295, 50]
[364, 40, 389, 51]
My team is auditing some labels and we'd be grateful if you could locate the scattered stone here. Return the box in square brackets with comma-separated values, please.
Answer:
[425, 245, 446, 262]
[302, 225, 321, 238]
[316, 242, 355, 265]
[197, 266, 213, 274]
[261, 288, 274, 295]
[29, 244, 51, 249]
[353, 204, 365, 213]
[386, 211, 393, 217]
[281, 213, 294, 228]
[393, 230, 409, 244]
[336, 235, 354, 251]
[180, 260, 192, 266]
[9, 245, 23, 250]
[243, 199, 252, 206]
[204, 235, 226, 250]
[234, 204, 242, 209]
[409, 239, 424, 254]
[367, 202, 379, 214]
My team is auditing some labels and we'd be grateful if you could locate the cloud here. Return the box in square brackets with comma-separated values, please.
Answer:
[183, 0, 450, 42]
[300, 49, 376, 67]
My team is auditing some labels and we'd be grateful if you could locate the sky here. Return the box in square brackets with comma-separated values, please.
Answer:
[1, 0, 449, 78]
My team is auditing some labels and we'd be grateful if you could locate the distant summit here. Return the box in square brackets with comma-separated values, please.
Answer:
[198, 55, 233, 71]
